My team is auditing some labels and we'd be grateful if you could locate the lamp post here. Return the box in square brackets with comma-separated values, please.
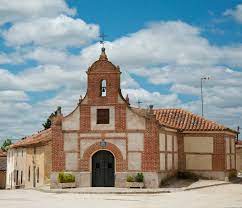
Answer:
[200, 77, 210, 117]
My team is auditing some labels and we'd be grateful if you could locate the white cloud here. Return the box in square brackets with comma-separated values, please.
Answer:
[0, 0, 75, 25]
[0, 65, 84, 92]
[224, 4, 242, 23]
[122, 88, 180, 108]
[0, 90, 28, 102]
[0, 53, 11, 64]
[3, 15, 99, 48]
[1, 19, 242, 141]
[79, 21, 242, 69]
[24, 47, 81, 68]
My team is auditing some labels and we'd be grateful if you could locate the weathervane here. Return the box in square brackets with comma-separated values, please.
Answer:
[99, 32, 107, 49]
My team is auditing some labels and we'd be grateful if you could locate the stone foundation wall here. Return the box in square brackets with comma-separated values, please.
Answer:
[115, 171, 177, 188]
[187, 170, 227, 180]
[51, 171, 178, 188]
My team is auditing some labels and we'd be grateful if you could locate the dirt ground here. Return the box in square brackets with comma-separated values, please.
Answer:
[0, 184, 242, 208]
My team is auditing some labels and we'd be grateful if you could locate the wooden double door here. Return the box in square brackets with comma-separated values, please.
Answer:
[92, 150, 115, 187]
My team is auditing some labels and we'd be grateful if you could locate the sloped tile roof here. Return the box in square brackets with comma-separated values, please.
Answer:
[0, 149, 6, 157]
[154, 108, 236, 133]
[10, 129, 52, 149]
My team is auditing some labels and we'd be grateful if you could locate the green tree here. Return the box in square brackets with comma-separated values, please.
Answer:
[1, 138, 12, 151]
[42, 111, 56, 130]
[42, 118, 52, 130]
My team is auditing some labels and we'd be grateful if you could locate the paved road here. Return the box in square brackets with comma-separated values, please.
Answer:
[0, 184, 242, 208]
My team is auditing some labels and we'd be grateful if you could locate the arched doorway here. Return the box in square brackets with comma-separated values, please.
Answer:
[92, 150, 115, 187]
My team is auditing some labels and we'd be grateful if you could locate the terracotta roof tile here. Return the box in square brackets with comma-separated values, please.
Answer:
[154, 108, 236, 133]
[0, 149, 6, 157]
[10, 129, 52, 149]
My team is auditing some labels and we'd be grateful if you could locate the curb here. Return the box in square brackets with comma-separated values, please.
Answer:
[184, 182, 230, 191]
[36, 182, 231, 194]
[37, 188, 171, 195]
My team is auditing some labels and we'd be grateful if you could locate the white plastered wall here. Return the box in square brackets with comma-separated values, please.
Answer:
[184, 136, 213, 170]
[64, 133, 78, 152]
[128, 133, 144, 151]
[126, 108, 145, 130]
[186, 154, 212, 170]
[65, 153, 78, 171]
[184, 137, 213, 153]
[62, 106, 80, 130]
[128, 152, 142, 170]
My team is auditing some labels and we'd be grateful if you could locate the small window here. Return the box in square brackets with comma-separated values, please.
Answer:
[97, 109, 109, 124]
[28, 166, 31, 182]
[34, 147, 36, 155]
[20, 171, 23, 184]
[100, 80, 107, 96]
[37, 167, 39, 183]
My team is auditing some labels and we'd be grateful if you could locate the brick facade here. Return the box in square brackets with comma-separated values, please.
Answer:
[80, 142, 127, 172]
[142, 117, 160, 171]
[49, 49, 237, 188]
[51, 116, 65, 172]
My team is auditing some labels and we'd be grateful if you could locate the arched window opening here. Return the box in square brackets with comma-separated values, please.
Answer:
[100, 80, 107, 96]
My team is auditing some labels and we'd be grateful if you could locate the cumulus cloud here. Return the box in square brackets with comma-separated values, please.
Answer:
[3, 15, 99, 48]
[224, 4, 242, 23]
[0, 0, 75, 25]
[1, 15, 242, 141]
[0, 90, 28, 102]
[0, 65, 84, 92]
[80, 21, 242, 69]
[0, 53, 11, 64]
[122, 88, 180, 108]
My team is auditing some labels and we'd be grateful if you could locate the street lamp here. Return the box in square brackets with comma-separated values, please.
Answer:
[201, 77, 210, 117]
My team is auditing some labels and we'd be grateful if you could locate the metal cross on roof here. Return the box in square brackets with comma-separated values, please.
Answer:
[99, 32, 107, 48]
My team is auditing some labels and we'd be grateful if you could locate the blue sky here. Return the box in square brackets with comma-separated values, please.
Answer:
[0, 0, 242, 143]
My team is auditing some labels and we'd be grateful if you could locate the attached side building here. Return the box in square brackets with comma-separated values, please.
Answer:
[6, 129, 52, 189]
[0, 150, 7, 189]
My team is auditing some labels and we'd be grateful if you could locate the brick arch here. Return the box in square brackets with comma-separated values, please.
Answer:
[80, 142, 127, 172]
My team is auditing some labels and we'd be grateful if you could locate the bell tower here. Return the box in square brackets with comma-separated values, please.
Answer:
[86, 47, 122, 105]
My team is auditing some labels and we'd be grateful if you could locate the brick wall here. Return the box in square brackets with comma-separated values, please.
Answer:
[51, 116, 65, 171]
[80, 142, 127, 172]
[142, 117, 160, 171]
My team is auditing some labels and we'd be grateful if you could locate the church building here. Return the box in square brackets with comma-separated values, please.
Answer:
[7, 47, 238, 189]
[49, 47, 237, 188]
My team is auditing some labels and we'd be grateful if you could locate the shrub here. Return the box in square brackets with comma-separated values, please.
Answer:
[126, 175, 135, 182]
[229, 170, 237, 180]
[58, 172, 75, 183]
[177, 171, 199, 181]
[135, 173, 144, 182]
